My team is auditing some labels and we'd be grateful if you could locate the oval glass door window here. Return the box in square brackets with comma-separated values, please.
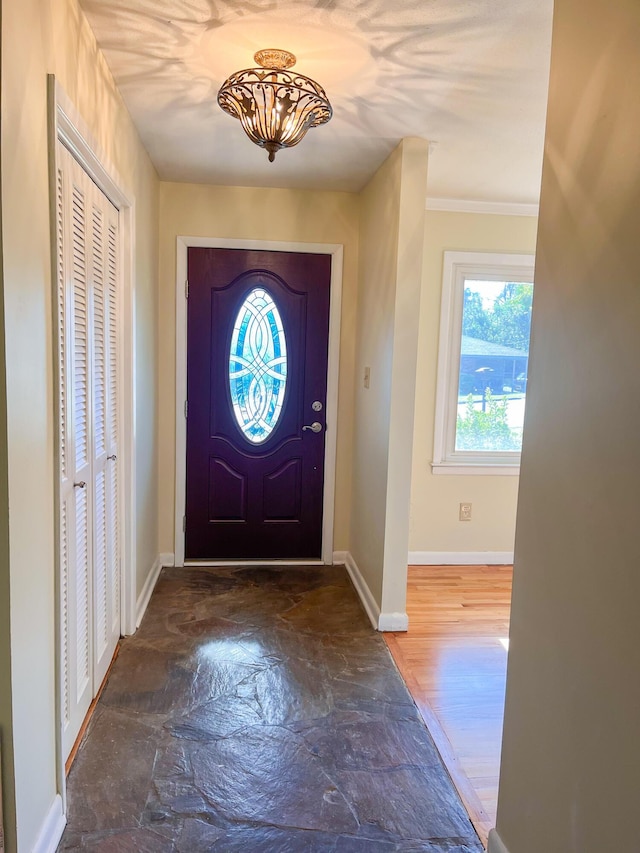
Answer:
[229, 288, 288, 443]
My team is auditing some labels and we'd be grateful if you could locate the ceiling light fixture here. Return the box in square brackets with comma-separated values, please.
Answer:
[217, 48, 333, 163]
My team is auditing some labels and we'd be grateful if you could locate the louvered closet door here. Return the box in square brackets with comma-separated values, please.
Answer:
[58, 147, 93, 760]
[57, 143, 121, 761]
[103, 199, 121, 683]
[90, 184, 121, 690]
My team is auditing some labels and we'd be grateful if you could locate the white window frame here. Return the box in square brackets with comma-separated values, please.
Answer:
[432, 251, 535, 476]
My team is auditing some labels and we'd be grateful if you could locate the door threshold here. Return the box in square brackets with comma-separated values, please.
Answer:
[183, 559, 327, 568]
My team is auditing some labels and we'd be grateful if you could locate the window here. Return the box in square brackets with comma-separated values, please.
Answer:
[229, 288, 288, 443]
[433, 251, 535, 474]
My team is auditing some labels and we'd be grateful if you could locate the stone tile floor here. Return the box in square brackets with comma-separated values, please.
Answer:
[59, 566, 482, 852]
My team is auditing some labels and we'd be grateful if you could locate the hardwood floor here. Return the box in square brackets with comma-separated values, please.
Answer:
[385, 564, 513, 848]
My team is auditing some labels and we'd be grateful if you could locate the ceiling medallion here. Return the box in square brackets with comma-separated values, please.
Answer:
[217, 49, 333, 162]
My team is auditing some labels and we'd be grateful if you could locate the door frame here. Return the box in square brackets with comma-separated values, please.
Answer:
[174, 237, 343, 567]
[49, 77, 137, 804]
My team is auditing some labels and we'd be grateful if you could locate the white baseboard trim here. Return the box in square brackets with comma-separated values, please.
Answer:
[342, 551, 380, 631]
[378, 611, 409, 632]
[159, 552, 175, 568]
[409, 550, 514, 566]
[32, 794, 66, 853]
[336, 551, 408, 633]
[487, 829, 509, 853]
[184, 560, 324, 567]
[135, 554, 169, 628]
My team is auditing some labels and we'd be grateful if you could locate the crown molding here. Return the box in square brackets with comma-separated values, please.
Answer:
[426, 197, 539, 217]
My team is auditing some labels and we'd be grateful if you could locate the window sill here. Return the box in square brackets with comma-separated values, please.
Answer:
[431, 462, 520, 476]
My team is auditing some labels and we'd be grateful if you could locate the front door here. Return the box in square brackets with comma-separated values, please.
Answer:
[185, 248, 331, 560]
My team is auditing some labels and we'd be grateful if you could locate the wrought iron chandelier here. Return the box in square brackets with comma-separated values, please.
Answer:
[217, 49, 333, 162]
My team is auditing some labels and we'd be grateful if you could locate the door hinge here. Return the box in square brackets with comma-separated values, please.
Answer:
[183, 515, 186, 533]
[184, 400, 189, 418]
[185, 279, 189, 299]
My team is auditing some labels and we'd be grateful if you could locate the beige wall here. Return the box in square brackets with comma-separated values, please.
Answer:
[133, 165, 160, 598]
[157, 182, 360, 558]
[350, 138, 429, 616]
[493, 1, 640, 851]
[0, 226, 16, 852]
[0, 0, 159, 848]
[410, 210, 538, 557]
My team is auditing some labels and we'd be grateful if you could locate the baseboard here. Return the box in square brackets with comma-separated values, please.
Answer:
[184, 560, 324, 567]
[487, 829, 509, 853]
[337, 551, 408, 633]
[340, 551, 380, 631]
[378, 611, 409, 631]
[409, 550, 514, 565]
[32, 794, 66, 853]
[135, 554, 166, 628]
[159, 552, 175, 568]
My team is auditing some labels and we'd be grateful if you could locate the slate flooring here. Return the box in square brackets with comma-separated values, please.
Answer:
[59, 565, 483, 852]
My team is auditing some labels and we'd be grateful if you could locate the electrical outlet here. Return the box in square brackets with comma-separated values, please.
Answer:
[459, 502, 472, 521]
[363, 366, 371, 389]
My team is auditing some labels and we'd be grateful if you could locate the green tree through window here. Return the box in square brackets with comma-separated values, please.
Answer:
[456, 279, 533, 453]
[462, 282, 533, 351]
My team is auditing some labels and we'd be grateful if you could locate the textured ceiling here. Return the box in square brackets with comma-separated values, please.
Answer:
[80, 0, 553, 202]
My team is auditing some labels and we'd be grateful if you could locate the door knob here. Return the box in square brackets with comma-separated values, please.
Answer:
[74, 481, 86, 489]
[107, 454, 117, 461]
[302, 422, 323, 433]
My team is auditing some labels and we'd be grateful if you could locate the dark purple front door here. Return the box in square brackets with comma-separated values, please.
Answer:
[185, 248, 331, 560]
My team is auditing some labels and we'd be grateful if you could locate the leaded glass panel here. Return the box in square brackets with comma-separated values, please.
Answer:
[229, 288, 287, 443]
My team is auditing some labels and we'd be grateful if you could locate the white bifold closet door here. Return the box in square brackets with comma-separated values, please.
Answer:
[57, 142, 121, 761]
